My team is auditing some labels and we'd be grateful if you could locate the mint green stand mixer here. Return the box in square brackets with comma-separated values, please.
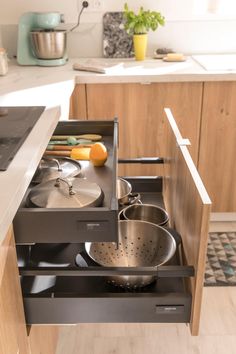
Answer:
[17, 12, 68, 66]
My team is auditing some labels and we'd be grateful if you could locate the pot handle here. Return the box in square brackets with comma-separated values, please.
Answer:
[54, 177, 76, 195]
[127, 192, 141, 205]
[41, 157, 62, 171]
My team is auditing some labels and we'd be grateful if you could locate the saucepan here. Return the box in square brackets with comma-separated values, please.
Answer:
[122, 203, 169, 227]
[117, 177, 140, 206]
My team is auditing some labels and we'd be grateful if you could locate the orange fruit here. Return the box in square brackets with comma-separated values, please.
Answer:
[89, 142, 108, 167]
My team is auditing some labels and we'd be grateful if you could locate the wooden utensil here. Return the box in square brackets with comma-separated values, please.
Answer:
[50, 134, 102, 141]
[46, 144, 93, 151]
[48, 139, 93, 146]
[44, 151, 71, 157]
[44, 147, 91, 160]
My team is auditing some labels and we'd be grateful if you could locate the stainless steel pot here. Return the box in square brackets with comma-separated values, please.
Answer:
[85, 220, 176, 288]
[122, 204, 169, 227]
[117, 177, 140, 206]
[30, 29, 67, 59]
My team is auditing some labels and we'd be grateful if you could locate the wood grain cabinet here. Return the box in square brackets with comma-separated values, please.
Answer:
[70, 81, 236, 211]
[0, 227, 58, 354]
[0, 227, 30, 354]
[198, 82, 236, 212]
[69, 84, 87, 120]
[70, 82, 203, 176]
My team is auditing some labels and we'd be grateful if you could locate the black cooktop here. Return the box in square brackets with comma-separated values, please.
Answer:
[0, 106, 45, 171]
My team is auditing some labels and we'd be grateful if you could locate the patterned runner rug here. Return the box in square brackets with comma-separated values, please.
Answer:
[204, 232, 236, 286]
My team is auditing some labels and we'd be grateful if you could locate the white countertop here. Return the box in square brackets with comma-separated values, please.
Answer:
[73, 57, 236, 84]
[1, 56, 236, 99]
[0, 107, 60, 245]
[0, 55, 236, 245]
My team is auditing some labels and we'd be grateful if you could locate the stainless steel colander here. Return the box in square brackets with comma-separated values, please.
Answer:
[85, 220, 176, 288]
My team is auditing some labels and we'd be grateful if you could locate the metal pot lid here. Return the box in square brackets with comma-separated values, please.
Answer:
[29, 177, 103, 208]
[32, 157, 82, 184]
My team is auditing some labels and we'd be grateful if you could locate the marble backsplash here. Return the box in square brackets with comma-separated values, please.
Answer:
[103, 12, 133, 58]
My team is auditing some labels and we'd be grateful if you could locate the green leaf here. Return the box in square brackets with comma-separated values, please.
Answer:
[123, 3, 165, 34]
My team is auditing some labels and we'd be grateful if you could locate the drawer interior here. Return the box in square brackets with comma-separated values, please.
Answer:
[17, 235, 192, 324]
[17, 178, 193, 325]
[14, 119, 118, 243]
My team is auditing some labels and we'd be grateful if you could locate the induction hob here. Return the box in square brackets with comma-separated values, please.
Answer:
[0, 106, 45, 171]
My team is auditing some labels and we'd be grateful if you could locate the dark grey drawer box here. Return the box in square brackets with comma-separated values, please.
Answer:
[14, 119, 118, 244]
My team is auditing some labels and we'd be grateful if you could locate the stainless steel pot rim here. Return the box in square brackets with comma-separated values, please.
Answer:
[122, 203, 169, 226]
[117, 177, 132, 199]
[30, 29, 67, 33]
[118, 199, 142, 220]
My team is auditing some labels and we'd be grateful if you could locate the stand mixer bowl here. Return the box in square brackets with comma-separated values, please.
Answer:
[30, 29, 67, 59]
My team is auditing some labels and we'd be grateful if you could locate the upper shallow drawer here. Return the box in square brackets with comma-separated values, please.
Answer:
[14, 119, 118, 243]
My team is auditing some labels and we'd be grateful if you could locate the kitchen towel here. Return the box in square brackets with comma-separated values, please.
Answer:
[103, 12, 134, 58]
[73, 59, 124, 74]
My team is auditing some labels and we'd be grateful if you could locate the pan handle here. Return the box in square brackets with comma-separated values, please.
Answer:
[41, 157, 62, 171]
[128, 192, 141, 205]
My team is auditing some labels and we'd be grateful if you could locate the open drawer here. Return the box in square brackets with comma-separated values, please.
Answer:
[17, 178, 194, 325]
[15, 109, 211, 335]
[13, 119, 118, 243]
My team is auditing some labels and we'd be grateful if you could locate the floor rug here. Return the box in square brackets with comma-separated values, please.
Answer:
[204, 232, 236, 286]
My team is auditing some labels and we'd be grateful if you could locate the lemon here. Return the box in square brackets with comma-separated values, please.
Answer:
[89, 142, 108, 167]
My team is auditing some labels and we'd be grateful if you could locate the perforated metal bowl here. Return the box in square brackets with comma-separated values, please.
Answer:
[85, 220, 176, 288]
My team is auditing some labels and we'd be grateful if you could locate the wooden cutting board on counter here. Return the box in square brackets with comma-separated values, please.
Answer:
[103, 12, 134, 58]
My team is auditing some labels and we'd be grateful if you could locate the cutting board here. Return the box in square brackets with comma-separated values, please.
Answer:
[103, 12, 134, 58]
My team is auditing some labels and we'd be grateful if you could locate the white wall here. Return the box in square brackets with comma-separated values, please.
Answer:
[1, 0, 236, 58]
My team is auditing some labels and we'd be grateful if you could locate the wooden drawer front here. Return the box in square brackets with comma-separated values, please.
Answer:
[163, 108, 211, 335]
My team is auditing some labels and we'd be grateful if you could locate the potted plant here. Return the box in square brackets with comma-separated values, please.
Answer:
[123, 3, 165, 61]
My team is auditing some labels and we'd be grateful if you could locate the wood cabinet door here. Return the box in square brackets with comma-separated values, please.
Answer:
[198, 82, 236, 212]
[84, 82, 202, 176]
[69, 84, 87, 120]
[0, 227, 30, 354]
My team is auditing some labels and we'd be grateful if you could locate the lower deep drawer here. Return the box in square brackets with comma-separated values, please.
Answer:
[23, 292, 191, 324]
[18, 227, 192, 325]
